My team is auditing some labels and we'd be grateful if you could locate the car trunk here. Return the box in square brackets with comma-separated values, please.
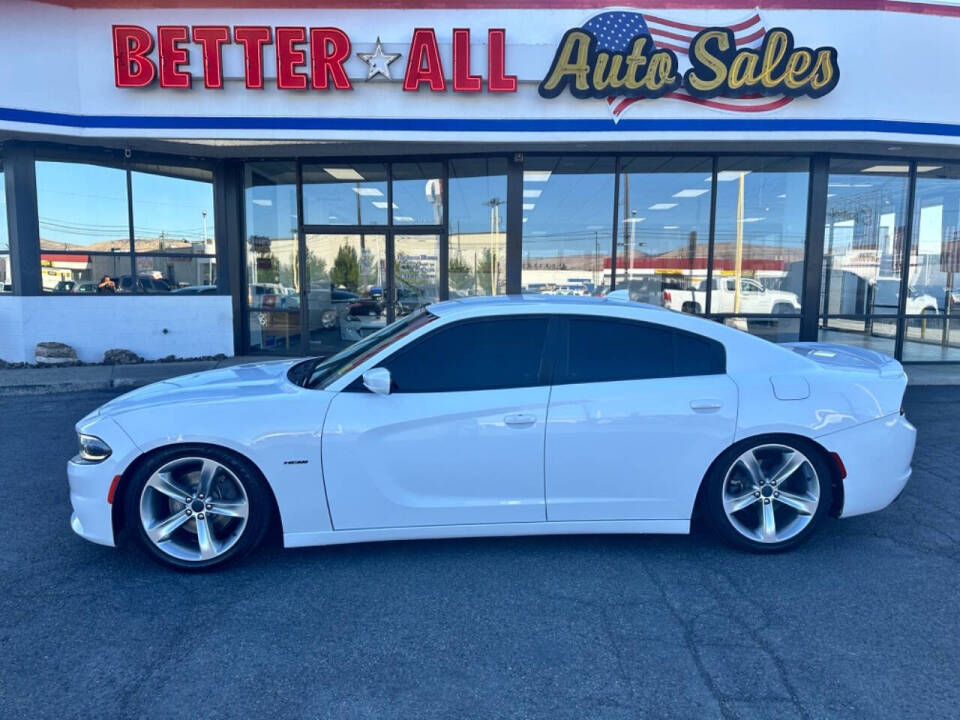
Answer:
[781, 342, 907, 416]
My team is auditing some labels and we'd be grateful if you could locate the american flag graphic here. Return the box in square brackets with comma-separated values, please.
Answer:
[581, 10, 794, 120]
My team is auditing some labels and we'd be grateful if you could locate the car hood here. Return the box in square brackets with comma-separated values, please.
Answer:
[94, 359, 303, 417]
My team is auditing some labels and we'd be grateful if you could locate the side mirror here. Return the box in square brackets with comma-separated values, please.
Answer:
[362, 367, 392, 395]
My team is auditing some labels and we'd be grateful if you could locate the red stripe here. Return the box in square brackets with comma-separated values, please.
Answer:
[651, 40, 691, 53]
[736, 27, 766, 44]
[648, 26, 701, 43]
[643, 13, 708, 32]
[645, 12, 761, 32]
[29, 0, 960, 18]
[613, 92, 793, 116]
[648, 19, 763, 47]
[605, 257, 789, 271]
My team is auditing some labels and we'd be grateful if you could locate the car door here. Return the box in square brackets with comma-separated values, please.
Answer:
[321, 314, 554, 530]
[739, 278, 767, 313]
[544, 316, 738, 522]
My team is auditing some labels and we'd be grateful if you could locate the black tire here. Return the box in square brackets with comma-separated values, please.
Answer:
[124, 445, 272, 571]
[772, 302, 795, 315]
[703, 436, 833, 553]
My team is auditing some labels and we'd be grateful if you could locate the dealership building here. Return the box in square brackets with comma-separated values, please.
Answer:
[3, 0, 960, 363]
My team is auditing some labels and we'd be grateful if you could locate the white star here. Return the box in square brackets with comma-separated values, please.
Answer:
[357, 37, 402, 81]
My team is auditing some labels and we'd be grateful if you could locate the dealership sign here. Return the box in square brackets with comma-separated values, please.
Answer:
[112, 10, 836, 118]
[540, 10, 839, 117]
[112, 25, 517, 92]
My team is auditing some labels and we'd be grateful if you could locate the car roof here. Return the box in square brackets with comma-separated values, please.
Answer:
[427, 294, 663, 317]
[424, 294, 813, 374]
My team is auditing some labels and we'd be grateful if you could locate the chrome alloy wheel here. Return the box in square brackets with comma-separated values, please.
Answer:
[139, 457, 249, 562]
[721, 444, 820, 544]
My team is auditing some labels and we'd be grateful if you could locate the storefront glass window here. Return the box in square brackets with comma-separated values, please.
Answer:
[36, 158, 217, 294]
[302, 163, 388, 226]
[0, 160, 9, 293]
[36, 161, 129, 252]
[37, 159, 132, 293]
[820, 159, 910, 353]
[131, 166, 215, 254]
[618, 156, 712, 310]
[392, 162, 444, 225]
[521, 156, 615, 296]
[710, 157, 809, 342]
[821, 159, 910, 316]
[448, 158, 507, 297]
[394, 233, 441, 312]
[245, 162, 301, 353]
[902, 163, 960, 360]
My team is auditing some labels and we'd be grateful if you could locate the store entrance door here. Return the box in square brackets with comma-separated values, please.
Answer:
[302, 233, 387, 356]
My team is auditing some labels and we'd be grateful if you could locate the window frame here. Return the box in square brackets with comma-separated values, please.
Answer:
[551, 314, 727, 386]
[364, 313, 559, 394]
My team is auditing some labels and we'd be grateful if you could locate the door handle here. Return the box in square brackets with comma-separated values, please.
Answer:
[504, 413, 537, 426]
[690, 399, 723, 412]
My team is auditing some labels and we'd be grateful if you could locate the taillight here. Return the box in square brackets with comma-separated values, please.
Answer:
[663, 290, 672, 303]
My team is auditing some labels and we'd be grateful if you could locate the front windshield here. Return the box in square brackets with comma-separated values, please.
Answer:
[295, 309, 437, 390]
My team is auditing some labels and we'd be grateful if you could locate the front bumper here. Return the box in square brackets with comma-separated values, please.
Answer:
[67, 417, 141, 547]
[67, 457, 120, 547]
[819, 412, 917, 518]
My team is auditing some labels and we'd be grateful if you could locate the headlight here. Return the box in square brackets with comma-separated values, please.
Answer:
[78, 434, 112, 462]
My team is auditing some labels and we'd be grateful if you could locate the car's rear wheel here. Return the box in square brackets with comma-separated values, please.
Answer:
[125, 446, 271, 571]
[705, 438, 832, 552]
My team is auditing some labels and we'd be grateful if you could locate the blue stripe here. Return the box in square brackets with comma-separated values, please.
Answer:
[3, 105, 960, 137]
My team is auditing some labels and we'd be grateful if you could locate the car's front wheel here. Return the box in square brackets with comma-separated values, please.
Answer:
[705, 438, 832, 552]
[125, 446, 271, 571]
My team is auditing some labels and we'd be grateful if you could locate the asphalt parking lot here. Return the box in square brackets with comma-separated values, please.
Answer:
[1, 388, 958, 719]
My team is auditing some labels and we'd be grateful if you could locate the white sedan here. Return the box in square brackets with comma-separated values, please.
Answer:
[68, 296, 916, 570]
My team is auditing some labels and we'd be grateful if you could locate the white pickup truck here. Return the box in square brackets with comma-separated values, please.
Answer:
[662, 277, 802, 314]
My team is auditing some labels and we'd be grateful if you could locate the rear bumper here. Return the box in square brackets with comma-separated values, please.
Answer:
[819, 413, 916, 518]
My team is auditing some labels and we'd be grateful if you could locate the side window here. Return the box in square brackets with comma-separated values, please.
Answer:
[674, 330, 726, 376]
[561, 317, 725, 384]
[380, 316, 550, 393]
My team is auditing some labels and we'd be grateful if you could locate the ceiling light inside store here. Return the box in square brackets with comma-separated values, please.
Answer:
[523, 171, 552, 182]
[777, 194, 786, 199]
[395, 215, 414, 222]
[663, 225, 679, 229]
[649, 203, 677, 210]
[672, 189, 709, 198]
[252, 199, 273, 207]
[741, 217, 763, 223]
[325, 167, 365, 180]
[624, 217, 645, 223]
[714, 171, 751, 182]
[523, 189, 543, 198]
[371, 201, 398, 209]
[523, 203, 536, 210]
[862, 165, 909, 173]
[353, 187, 383, 196]
[523, 218, 528, 223]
